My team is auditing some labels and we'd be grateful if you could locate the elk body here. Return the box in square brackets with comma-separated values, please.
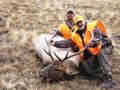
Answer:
[33, 34, 103, 82]
[33, 34, 81, 81]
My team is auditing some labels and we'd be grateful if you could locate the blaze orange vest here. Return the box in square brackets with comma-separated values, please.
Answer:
[59, 23, 78, 39]
[71, 20, 106, 58]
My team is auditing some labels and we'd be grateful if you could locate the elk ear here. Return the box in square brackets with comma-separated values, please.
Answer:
[66, 68, 79, 75]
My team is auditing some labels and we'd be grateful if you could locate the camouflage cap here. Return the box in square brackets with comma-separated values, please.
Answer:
[66, 8, 74, 14]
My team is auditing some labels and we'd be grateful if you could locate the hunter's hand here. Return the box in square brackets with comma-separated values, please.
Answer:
[49, 40, 55, 46]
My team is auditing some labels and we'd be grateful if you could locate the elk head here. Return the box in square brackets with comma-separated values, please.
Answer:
[40, 61, 72, 82]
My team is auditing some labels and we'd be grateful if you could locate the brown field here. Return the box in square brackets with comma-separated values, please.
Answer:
[0, 0, 120, 89]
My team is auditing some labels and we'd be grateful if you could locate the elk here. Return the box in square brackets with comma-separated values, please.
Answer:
[33, 31, 103, 82]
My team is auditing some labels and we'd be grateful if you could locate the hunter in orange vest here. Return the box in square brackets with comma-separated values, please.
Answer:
[72, 18, 115, 88]
[50, 9, 82, 40]
[50, 16, 114, 88]
[50, 8, 75, 39]
[71, 19, 107, 58]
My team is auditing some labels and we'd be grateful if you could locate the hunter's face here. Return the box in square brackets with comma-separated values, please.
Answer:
[66, 11, 75, 20]
[76, 20, 85, 30]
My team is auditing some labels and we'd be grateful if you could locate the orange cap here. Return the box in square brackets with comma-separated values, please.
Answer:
[73, 15, 83, 24]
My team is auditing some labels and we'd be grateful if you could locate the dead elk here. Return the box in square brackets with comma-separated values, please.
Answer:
[33, 34, 103, 82]
[33, 34, 80, 82]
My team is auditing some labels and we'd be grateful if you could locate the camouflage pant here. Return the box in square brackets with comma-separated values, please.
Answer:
[86, 45, 114, 82]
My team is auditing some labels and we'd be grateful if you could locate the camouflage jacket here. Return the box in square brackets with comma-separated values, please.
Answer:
[54, 23, 112, 49]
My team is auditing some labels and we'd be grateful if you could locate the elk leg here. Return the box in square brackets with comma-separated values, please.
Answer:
[80, 60, 103, 81]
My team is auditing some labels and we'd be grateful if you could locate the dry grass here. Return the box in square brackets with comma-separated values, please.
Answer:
[0, 0, 120, 89]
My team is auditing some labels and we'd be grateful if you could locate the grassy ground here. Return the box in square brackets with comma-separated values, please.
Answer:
[0, 0, 120, 89]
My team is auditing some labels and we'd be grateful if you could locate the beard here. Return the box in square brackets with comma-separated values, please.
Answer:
[78, 21, 86, 31]
[78, 25, 85, 31]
